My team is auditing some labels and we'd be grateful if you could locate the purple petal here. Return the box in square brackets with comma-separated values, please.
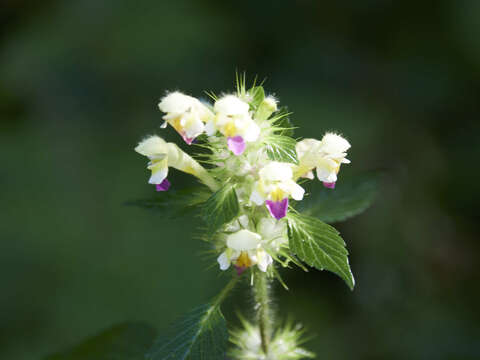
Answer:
[323, 181, 336, 189]
[266, 198, 288, 220]
[234, 265, 247, 276]
[155, 178, 171, 191]
[227, 136, 246, 155]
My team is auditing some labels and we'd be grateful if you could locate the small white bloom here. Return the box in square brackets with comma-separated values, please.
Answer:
[208, 95, 260, 155]
[135, 135, 206, 189]
[217, 229, 273, 273]
[249, 162, 305, 219]
[134, 136, 170, 186]
[158, 92, 213, 144]
[296, 133, 351, 188]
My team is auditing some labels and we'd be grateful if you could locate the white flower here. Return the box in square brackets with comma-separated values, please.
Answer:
[296, 133, 351, 188]
[158, 92, 213, 144]
[134, 136, 171, 187]
[217, 229, 273, 273]
[135, 135, 217, 190]
[207, 95, 260, 155]
[250, 162, 304, 219]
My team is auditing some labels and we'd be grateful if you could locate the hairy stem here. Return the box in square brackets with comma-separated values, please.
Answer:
[254, 270, 272, 355]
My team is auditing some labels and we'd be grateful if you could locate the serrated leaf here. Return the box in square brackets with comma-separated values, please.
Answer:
[249, 86, 265, 108]
[146, 304, 228, 360]
[203, 183, 239, 234]
[287, 213, 354, 290]
[126, 187, 211, 218]
[265, 135, 298, 164]
[299, 173, 379, 223]
[45, 323, 156, 360]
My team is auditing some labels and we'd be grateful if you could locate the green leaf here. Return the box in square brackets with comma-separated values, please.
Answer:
[126, 187, 211, 218]
[299, 173, 379, 223]
[203, 183, 240, 234]
[264, 135, 298, 164]
[146, 304, 229, 360]
[45, 323, 156, 360]
[249, 86, 265, 108]
[287, 213, 355, 290]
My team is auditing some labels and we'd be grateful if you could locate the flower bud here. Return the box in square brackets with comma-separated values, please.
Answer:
[255, 96, 278, 122]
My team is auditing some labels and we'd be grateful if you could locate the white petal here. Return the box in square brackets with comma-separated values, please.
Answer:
[160, 121, 168, 129]
[184, 117, 205, 138]
[135, 136, 168, 157]
[303, 170, 315, 179]
[259, 162, 293, 182]
[205, 120, 217, 136]
[159, 92, 197, 114]
[148, 165, 168, 184]
[296, 138, 321, 157]
[214, 95, 249, 115]
[256, 250, 273, 272]
[288, 181, 305, 201]
[316, 166, 337, 183]
[321, 133, 351, 154]
[226, 229, 262, 251]
[243, 121, 260, 142]
[217, 251, 231, 271]
[250, 189, 265, 205]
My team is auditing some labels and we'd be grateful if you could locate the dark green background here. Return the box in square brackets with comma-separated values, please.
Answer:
[1, 1, 479, 359]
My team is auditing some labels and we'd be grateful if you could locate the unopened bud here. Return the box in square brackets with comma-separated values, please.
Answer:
[255, 96, 278, 122]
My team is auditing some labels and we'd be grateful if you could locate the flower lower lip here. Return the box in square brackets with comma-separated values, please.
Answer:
[266, 198, 288, 220]
[323, 181, 336, 189]
[227, 136, 246, 155]
[155, 178, 171, 191]
[234, 265, 247, 275]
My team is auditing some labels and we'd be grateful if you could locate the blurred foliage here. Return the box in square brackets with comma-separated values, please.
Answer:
[299, 172, 379, 223]
[1, 0, 479, 359]
[45, 323, 156, 360]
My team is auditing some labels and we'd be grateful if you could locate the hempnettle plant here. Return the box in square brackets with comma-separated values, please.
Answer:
[45, 76, 377, 360]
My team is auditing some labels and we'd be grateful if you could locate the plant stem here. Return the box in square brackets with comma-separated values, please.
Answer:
[254, 269, 272, 355]
[212, 275, 239, 308]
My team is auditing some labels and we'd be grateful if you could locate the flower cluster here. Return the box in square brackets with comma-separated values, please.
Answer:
[135, 82, 351, 276]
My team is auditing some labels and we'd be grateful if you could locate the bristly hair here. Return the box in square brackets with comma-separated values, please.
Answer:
[235, 71, 267, 99]
[204, 90, 218, 102]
